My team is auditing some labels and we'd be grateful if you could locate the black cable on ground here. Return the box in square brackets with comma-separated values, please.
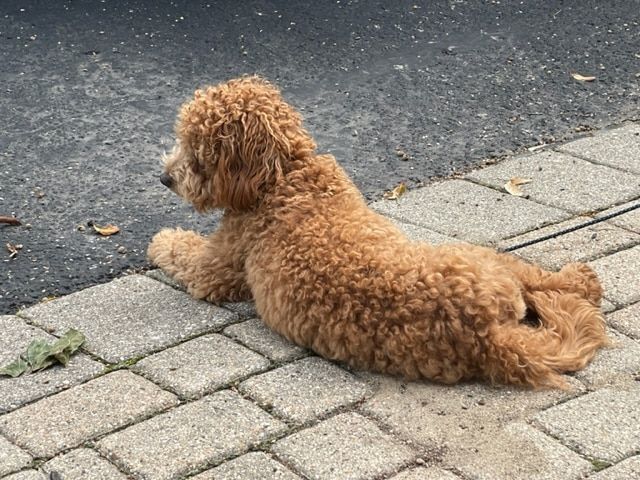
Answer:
[501, 201, 640, 253]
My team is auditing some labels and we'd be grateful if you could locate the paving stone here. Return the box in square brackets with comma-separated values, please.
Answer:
[0, 371, 178, 458]
[192, 452, 301, 480]
[371, 180, 569, 244]
[574, 328, 640, 388]
[361, 375, 587, 476]
[389, 466, 461, 480]
[240, 357, 369, 424]
[0, 316, 103, 414]
[362, 375, 583, 449]
[466, 151, 640, 214]
[133, 334, 270, 399]
[272, 412, 415, 480]
[223, 319, 307, 363]
[607, 302, 640, 340]
[596, 201, 640, 234]
[20, 275, 238, 363]
[221, 301, 259, 319]
[601, 299, 617, 314]
[42, 448, 127, 480]
[97, 390, 286, 480]
[1, 471, 46, 480]
[146, 268, 185, 291]
[499, 218, 640, 271]
[0, 435, 32, 477]
[557, 123, 640, 174]
[588, 455, 640, 480]
[390, 219, 458, 245]
[589, 246, 640, 306]
[534, 386, 640, 463]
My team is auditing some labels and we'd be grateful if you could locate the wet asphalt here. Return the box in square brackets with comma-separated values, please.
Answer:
[1, 0, 639, 314]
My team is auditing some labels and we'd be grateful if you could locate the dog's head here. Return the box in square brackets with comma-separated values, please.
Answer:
[160, 76, 316, 212]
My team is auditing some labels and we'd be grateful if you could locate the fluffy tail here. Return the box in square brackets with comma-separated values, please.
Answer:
[485, 291, 610, 389]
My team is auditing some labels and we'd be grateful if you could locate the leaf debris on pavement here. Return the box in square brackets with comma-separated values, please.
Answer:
[6, 242, 23, 258]
[0, 329, 86, 378]
[504, 177, 532, 197]
[383, 182, 407, 200]
[88, 221, 120, 236]
[0, 216, 22, 226]
[571, 72, 596, 82]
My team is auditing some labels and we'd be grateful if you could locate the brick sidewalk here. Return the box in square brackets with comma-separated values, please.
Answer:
[1, 123, 639, 480]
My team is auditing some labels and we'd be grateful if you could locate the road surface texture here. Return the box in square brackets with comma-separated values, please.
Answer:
[1, 0, 638, 313]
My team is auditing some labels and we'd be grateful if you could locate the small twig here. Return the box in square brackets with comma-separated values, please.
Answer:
[0, 216, 22, 226]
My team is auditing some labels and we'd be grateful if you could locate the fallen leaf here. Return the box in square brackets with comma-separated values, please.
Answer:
[0, 216, 21, 226]
[383, 182, 407, 200]
[6, 242, 23, 258]
[504, 177, 532, 197]
[0, 329, 86, 378]
[91, 223, 120, 236]
[571, 72, 596, 82]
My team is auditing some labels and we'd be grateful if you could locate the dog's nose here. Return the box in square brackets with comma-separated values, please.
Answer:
[159, 173, 174, 188]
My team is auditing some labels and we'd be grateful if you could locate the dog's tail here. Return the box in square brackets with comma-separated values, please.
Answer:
[485, 291, 609, 389]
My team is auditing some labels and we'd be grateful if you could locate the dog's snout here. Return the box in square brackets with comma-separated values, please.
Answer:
[160, 173, 174, 188]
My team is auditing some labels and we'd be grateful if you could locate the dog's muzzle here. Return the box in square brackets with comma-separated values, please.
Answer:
[159, 173, 174, 189]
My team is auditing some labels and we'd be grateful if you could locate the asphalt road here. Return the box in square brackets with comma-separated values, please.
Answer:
[1, 0, 639, 314]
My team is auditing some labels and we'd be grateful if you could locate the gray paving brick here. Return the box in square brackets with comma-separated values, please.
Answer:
[499, 218, 640, 271]
[574, 329, 640, 388]
[20, 275, 238, 363]
[557, 123, 640, 174]
[389, 219, 458, 245]
[0, 371, 178, 458]
[362, 375, 583, 450]
[223, 319, 307, 363]
[607, 302, 640, 340]
[588, 455, 640, 480]
[534, 386, 640, 463]
[146, 268, 185, 291]
[371, 180, 569, 244]
[0, 435, 32, 477]
[133, 334, 270, 399]
[1, 471, 45, 480]
[221, 301, 259, 319]
[589, 246, 640, 306]
[596, 201, 640, 234]
[452, 422, 591, 480]
[272, 412, 415, 480]
[0, 316, 103, 414]
[43, 448, 127, 480]
[192, 452, 301, 480]
[602, 299, 617, 314]
[97, 390, 286, 480]
[240, 357, 369, 424]
[466, 151, 640, 214]
[390, 466, 461, 480]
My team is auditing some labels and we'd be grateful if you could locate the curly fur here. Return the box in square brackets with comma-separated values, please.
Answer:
[148, 76, 609, 389]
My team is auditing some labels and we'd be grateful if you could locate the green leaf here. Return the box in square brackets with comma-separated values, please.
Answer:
[0, 329, 86, 377]
[0, 357, 29, 377]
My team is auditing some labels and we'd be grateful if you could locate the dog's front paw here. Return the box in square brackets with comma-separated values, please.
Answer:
[147, 228, 181, 268]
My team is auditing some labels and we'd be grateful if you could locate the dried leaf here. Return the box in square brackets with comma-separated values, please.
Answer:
[0, 357, 28, 377]
[0, 329, 86, 378]
[6, 242, 22, 258]
[571, 72, 596, 82]
[383, 182, 407, 200]
[92, 223, 120, 236]
[0, 216, 21, 226]
[504, 177, 532, 197]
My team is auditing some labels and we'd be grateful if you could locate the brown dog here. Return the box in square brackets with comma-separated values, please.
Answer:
[148, 76, 608, 388]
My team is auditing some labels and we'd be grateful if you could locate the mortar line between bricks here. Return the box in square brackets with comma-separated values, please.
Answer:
[552, 144, 640, 176]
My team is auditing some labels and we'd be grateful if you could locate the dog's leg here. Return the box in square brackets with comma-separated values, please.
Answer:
[498, 254, 602, 307]
[452, 244, 601, 306]
[148, 227, 251, 303]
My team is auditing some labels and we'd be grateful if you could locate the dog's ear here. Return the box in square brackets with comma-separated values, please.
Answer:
[211, 110, 290, 211]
